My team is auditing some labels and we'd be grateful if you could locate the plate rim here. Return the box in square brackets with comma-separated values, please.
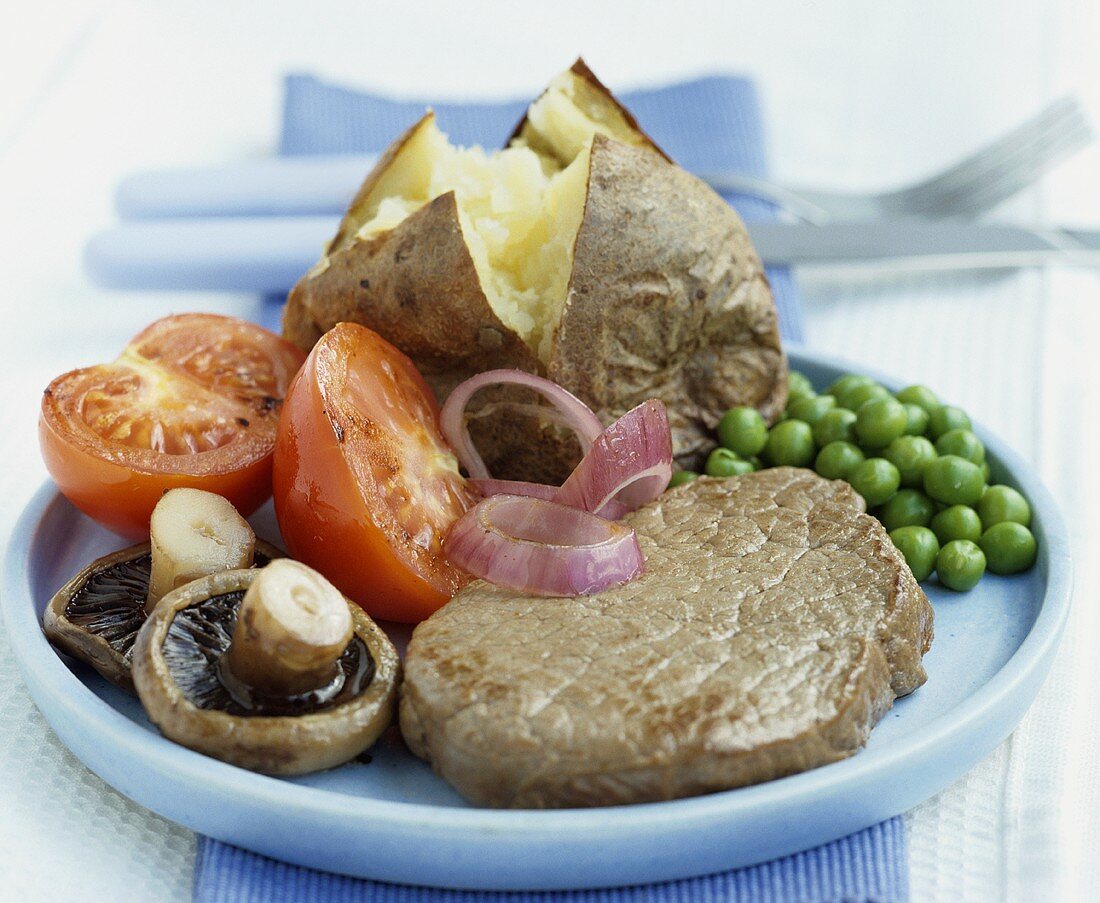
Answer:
[1, 346, 1073, 881]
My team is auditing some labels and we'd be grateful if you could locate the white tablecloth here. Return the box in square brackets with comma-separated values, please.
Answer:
[1, 2, 1097, 900]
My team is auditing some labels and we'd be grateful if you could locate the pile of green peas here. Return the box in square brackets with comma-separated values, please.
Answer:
[668, 371, 1038, 592]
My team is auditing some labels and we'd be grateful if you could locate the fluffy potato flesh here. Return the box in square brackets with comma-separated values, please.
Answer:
[517, 68, 654, 164]
[328, 69, 652, 364]
[351, 126, 586, 360]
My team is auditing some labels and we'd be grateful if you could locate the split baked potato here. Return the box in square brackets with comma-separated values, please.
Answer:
[284, 60, 786, 482]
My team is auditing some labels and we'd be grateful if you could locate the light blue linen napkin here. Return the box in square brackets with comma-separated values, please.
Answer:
[200, 72, 904, 903]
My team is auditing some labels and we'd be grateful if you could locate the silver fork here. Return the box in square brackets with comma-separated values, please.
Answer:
[701, 95, 1093, 224]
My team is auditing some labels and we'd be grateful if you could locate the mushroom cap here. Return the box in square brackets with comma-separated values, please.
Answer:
[131, 569, 400, 775]
[43, 540, 283, 693]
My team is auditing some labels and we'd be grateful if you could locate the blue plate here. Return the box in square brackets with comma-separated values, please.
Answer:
[1, 348, 1072, 891]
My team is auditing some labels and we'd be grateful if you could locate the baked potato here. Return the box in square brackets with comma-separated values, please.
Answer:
[283, 59, 786, 482]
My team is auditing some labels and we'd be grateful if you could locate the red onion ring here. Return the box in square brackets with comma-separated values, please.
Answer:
[469, 479, 630, 521]
[445, 495, 644, 597]
[441, 372, 673, 597]
[553, 400, 673, 514]
[439, 369, 605, 480]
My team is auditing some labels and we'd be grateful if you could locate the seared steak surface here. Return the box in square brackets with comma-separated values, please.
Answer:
[401, 468, 933, 808]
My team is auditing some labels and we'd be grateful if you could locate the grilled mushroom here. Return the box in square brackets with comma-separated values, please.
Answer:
[146, 488, 258, 611]
[131, 560, 399, 774]
[43, 489, 279, 692]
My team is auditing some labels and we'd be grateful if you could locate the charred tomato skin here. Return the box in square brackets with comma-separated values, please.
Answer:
[39, 314, 305, 540]
[273, 323, 475, 624]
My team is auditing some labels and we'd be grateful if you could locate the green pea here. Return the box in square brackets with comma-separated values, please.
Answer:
[847, 457, 901, 507]
[935, 428, 985, 464]
[930, 505, 983, 544]
[855, 397, 909, 449]
[843, 383, 892, 411]
[705, 447, 755, 477]
[667, 470, 699, 488]
[814, 441, 865, 480]
[928, 405, 972, 440]
[889, 525, 940, 582]
[788, 394, 837, 426]
[717, 406, 769, 457]
[827, 373, 874, 400]
[896, 384, 940, 414]
[936, 539, 986, 591]
[748, 456, 764, 471]
[923, 455, 985, 506]
[980, 461, 991, 484]
[902, 403, 930, 436]
[978, 485, 1031, 528]
[764, 420, 816, 467]
[884, 436, 938, 487]
[980, 522, 1037, 575]
[813, 408, 858, 446]
[878, 489, 936, 531]
[787, 370, 816, 403]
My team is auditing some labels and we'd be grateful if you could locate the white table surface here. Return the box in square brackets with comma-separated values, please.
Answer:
[1, 1, 1098, 900]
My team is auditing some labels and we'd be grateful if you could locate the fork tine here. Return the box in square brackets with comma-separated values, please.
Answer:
[941, 124, 1092, 216]
[927, 108, 1091, 204]
[913, 113, 1094, 217]
[704, 95, 1092, 223]
[886, 96, 1088, 207]
[891, 97, 1083, 200]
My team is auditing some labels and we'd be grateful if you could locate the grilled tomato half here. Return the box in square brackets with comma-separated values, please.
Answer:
[40, 314, 305, 539]
[273, 323, 476, 623]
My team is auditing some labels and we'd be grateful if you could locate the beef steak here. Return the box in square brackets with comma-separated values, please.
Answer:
[400, 468, 934, 808]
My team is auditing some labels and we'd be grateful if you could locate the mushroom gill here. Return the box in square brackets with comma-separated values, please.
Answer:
[43, 488, 278, 692]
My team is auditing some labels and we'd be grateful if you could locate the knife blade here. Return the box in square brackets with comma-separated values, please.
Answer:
[748, 221, 1100, 268]
[83, 217, 1100, 294]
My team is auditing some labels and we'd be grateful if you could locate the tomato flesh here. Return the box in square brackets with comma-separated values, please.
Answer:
[128, 313, 298, 407]
[40, 314, 305, 539]
[273, 323, 475, 623]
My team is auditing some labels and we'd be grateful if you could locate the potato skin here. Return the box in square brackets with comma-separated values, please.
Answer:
[285, 191, 536, 384]
[549, 135, 786, 467]
[284, 108, 787, 483]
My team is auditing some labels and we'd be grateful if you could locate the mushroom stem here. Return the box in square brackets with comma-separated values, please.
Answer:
[146, 489, 256, 614]
[226, 560, 353, 696]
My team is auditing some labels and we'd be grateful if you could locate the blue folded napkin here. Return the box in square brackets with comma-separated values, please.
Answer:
[199, 72, 903, 902]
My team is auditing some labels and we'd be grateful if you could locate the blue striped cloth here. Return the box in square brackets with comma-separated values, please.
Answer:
[198, 72, 904, 903]
[195, 820, 907, 902]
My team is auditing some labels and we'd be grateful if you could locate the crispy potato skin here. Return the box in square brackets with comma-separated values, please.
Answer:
[284, 76, 787, 483]
[286, 191, 536, 383]
[549, 136, 786, 467]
